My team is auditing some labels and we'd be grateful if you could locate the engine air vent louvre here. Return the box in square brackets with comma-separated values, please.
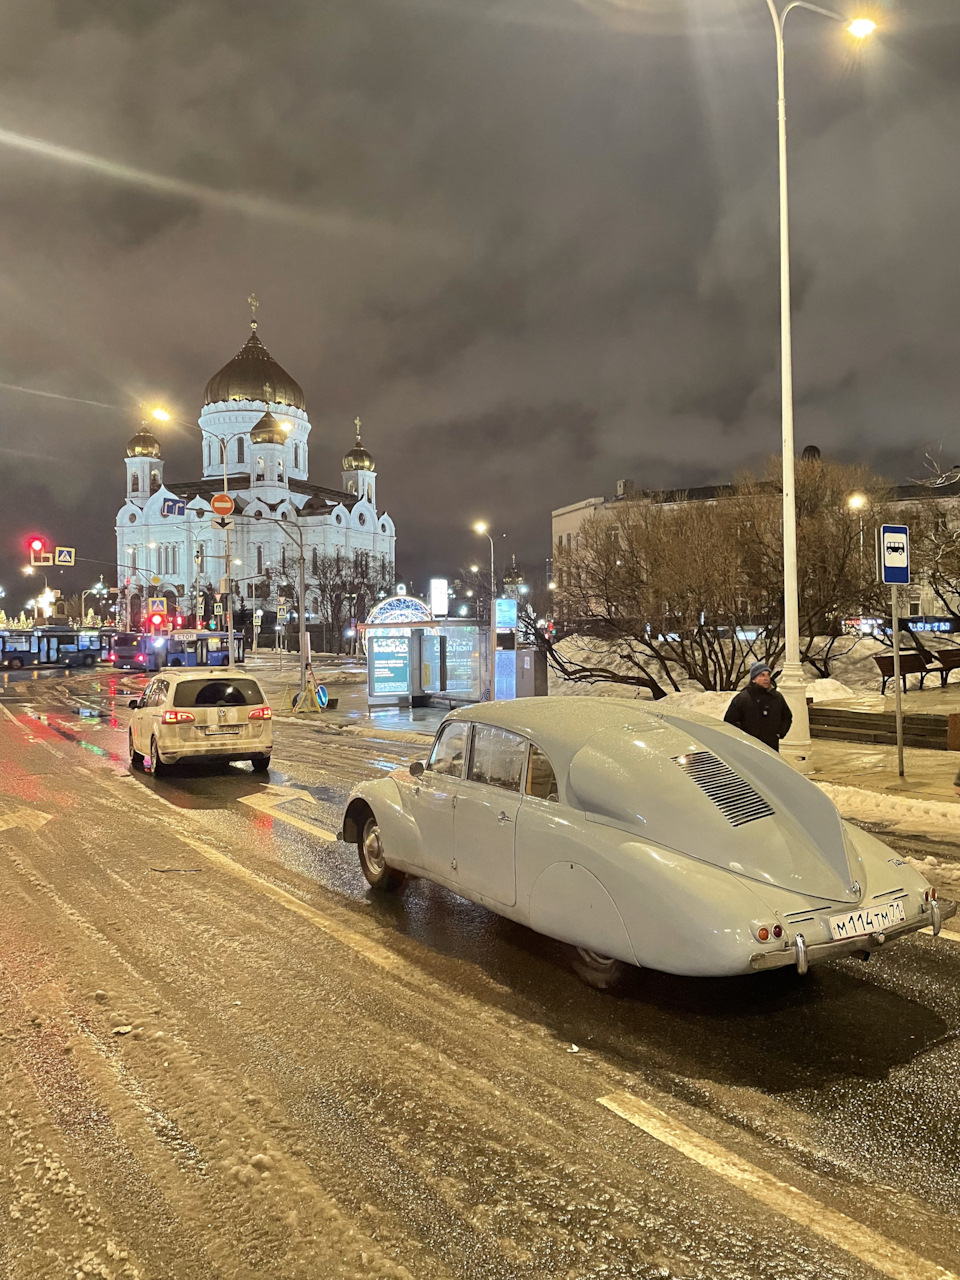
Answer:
[672, 751, 775, 828]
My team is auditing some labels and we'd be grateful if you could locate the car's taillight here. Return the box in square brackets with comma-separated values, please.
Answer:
[162, 710, 195, 724]
[248, 707, 272, 720]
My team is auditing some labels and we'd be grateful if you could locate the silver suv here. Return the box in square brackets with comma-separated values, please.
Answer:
[128, 668, 273, 775]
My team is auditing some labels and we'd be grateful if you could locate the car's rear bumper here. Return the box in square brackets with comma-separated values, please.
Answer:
[160, 735, 272, 761]
[751, 898, 956, 973]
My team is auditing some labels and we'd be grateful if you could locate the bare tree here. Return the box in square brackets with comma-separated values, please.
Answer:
[551, 456, 892, 691]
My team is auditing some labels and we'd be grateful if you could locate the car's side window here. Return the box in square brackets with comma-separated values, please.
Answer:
[526, 745, 560, 802]
[154, 680, 169, 705]
[142, 681, 156, 707]
[468, 726, 527, 793]
[427, 722, 469, 779]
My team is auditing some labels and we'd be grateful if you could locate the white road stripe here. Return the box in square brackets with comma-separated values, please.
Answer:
[599, 1091, 958, 1280]
[922, 926, 960, 944]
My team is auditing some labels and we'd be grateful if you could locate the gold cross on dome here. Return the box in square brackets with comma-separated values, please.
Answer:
[248, 293, 259, 329]
[354, 416, 362, 441]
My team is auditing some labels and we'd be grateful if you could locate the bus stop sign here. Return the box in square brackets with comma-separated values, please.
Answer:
[879, 524, 910, 585]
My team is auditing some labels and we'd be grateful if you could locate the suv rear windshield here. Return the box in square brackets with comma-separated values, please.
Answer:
[173, 679, 265, 708]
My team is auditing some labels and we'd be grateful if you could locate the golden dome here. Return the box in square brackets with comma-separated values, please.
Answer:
[250, 410, 288, 446]
[204, 330, 306, 410]
[126, 429, 162, 458]
[342, 416, 374, 471]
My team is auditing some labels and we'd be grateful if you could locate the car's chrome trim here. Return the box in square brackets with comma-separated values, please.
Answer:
[751, 899, 957, 972]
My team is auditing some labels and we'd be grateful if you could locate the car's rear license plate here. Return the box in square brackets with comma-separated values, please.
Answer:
[828, 900, 906, 940]
[205, 726, 241, 735]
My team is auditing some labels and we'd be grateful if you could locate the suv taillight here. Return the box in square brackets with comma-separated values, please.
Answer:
[162, 710, 195, 724]
[248, 707, 272, 720]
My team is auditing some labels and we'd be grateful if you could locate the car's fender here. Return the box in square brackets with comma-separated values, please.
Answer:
[340, 779, 424, 871]
[528, 863, 638, 966]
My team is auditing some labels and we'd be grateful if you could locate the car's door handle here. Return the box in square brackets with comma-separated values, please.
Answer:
[497, 812, 513, 824]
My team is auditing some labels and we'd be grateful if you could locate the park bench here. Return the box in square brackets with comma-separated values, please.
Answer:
[871, 650, 943, 695]
[934, 647, 960, 685]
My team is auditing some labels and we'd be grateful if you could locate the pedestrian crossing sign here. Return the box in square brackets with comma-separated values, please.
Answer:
[55, 547, 75, 566]
[147, 597, 167, 614]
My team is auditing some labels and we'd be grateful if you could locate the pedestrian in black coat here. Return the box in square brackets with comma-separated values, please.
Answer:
[724, 662, 793, 752]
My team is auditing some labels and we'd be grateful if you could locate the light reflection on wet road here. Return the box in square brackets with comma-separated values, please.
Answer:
[1, 672, 960, 1280]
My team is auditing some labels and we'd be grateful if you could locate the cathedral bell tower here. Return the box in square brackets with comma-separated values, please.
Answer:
[341, 417, 376, 506]
[125, 425, 163, 501]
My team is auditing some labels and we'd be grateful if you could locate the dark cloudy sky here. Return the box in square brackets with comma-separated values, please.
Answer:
[1, 0, 958, 608]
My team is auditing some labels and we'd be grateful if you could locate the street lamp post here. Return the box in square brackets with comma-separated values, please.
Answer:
[473, 522, 497, 701]
[236, 513, 308, 700]
[763, 2, 876, 750]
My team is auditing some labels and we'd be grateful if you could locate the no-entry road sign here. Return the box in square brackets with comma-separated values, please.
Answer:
[211, 493, 234, 517]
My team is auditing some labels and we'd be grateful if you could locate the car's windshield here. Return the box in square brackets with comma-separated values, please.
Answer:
[173, 679, 264, 708]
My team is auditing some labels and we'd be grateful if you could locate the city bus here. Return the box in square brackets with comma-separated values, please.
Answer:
[0, 627, 110, 669]
[113, 630, 245, 672]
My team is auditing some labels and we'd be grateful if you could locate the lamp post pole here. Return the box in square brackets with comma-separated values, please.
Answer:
[474, 524, 497, 701]
[762, 1, 875, 751]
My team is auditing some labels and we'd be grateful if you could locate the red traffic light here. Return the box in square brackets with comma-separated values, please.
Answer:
[28, 537, 45, 553]
[150, 613, 164, 628]
[175, 614, 184, 627]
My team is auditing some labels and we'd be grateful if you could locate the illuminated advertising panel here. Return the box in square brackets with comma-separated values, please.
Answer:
[429, 578, 449, 617]
[369, 634, 412, 697]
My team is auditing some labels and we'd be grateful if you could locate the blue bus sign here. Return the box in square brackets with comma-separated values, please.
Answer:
[879, 524, 910, 585]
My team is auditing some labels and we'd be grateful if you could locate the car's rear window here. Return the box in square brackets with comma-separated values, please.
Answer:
[173, 679, 265, 708]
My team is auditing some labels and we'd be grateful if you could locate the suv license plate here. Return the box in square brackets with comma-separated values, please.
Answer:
[206, 726, 240, 735]
[828, 900, 905, 940]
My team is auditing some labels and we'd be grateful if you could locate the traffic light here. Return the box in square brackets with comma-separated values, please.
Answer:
[149, 612, 165, 629]
[207, 618, 218, 630]
[174, 614, 184, 628]
[28, 537, 44, 554]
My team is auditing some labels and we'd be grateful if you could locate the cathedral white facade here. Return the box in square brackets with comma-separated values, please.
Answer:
[116, 313, 395, 629]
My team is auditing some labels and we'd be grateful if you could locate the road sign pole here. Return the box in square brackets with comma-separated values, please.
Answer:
[891, 583, 904, 779]
[219, 459, 237, 666]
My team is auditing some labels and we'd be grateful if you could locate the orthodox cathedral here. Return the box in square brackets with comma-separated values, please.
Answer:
[115, 305, 395, 628]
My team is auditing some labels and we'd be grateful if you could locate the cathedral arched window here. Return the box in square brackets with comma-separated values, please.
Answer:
[131, 473, 140, 494]
[172, 546, 179, 575]
[277, 458, 284, 483]
[256, 457, 265, 481]
[281, 548, 286, 575]
[312, 549, 318, 574]
[237, 437, 245, 464]
[257, 546, 263, 575]
[294, 443, 301, 469]
[150, 470, 160, 494]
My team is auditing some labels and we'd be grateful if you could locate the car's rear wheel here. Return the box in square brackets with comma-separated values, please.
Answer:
[565, 945, 627, 991]
[358, 813, 405, 891]
[83, 654, 95, 667]
[129, 730, 144, 771]
[150, 737, 168, 777]
[251, 756, 271, 773]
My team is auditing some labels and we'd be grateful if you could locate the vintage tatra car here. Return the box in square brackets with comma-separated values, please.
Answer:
[340, 698, 954, 988]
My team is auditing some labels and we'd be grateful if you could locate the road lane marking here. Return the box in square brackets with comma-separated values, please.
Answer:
[922, 926, 960, 944]
[0, 808, 53, 833]
[165, 828, 405, 974]
[236, 785, 338, 841]
[599, 1091, 958, 1280]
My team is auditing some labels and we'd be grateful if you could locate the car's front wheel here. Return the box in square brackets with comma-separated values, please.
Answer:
[358, 813, 405, 891]
[565, 945, 627, 991]
[149, 737, 168, 777]
[129, 730, 144, 771]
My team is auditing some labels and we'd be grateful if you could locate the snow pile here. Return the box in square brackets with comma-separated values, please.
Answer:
[816, 781, 960, 835]
[658, 690, 735, 719]
[806, 678, 856, 703]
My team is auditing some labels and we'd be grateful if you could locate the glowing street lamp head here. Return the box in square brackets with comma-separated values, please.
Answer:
[847, 492, 868, 511]
[848, 17, 877, 38]
[151, 407, 171, 422]
[473, 521, 488, 535]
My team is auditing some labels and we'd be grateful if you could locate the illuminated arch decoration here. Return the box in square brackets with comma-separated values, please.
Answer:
[361, 594, 432, 654]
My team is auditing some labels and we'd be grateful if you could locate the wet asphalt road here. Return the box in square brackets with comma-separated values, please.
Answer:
[1, 674, 959, 1280]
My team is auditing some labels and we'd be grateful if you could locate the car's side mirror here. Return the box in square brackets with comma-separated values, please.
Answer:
[128, 699, 139, 709]
[409, 760, 425, 778]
